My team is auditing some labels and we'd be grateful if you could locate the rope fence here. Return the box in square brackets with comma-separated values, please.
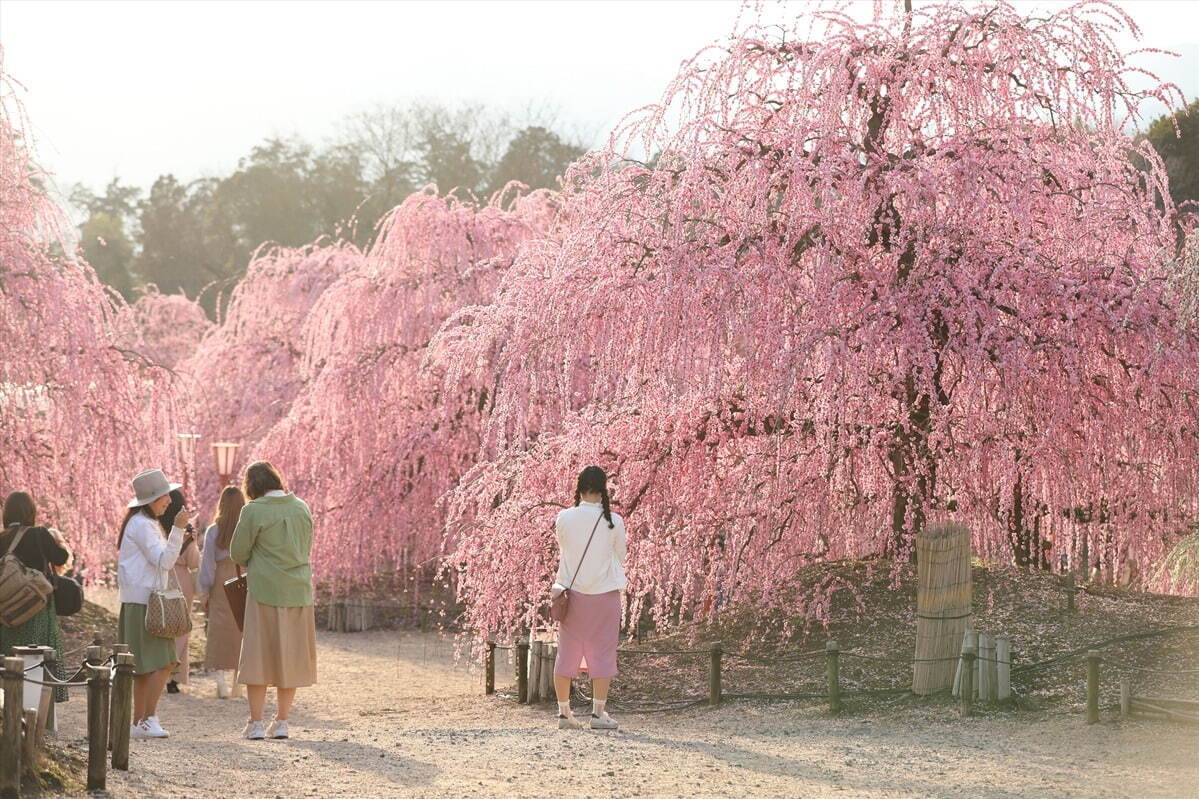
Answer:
[482, 623, 1199, 722]
[0, 635, 137, 798]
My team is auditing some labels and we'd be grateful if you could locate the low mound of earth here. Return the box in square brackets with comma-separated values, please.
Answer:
[603, 562, 1199, 715]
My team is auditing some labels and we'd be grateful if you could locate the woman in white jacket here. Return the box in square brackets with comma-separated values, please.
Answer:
[552, 466, 627, 731]
[117, 469, 192, 739]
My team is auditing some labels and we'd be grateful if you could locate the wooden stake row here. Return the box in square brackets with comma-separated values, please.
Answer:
[0, 645, 135, 799]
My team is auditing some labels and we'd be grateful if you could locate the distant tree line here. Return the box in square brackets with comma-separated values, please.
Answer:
[70, 101, 586, 315]
[70, 99, 1196, 319]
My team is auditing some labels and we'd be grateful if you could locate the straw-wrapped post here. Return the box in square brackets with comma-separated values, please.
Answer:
[913, 522, 973, 695]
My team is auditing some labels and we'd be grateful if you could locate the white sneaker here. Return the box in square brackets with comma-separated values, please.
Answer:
[141, 716, 170, 738]
[557, 714, 582, 730]
[266, 719, 289, 739]
[130, 721, 153, 740]
[590, 712, 618, 730]
[243, 720, 266, 740]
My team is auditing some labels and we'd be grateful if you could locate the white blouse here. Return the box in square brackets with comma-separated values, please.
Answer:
[117, 512, 184, 604]
[553, 501, 627, 595]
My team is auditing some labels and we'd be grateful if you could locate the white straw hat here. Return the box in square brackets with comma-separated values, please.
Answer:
[127, 469, 181, 508]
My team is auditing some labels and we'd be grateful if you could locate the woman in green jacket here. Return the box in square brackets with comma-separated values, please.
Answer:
[230, 461, 316, 740]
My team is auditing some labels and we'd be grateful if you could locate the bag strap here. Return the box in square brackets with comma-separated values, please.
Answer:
[2, 525, 30, 559]
[565, 511, 605, 592]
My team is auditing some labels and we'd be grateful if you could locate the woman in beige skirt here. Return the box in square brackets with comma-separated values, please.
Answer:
[229, 461, 316, 740]
[197, 486, 246, 697]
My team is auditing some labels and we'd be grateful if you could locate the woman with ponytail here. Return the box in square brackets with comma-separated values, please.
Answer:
[551, 466, 627, 730]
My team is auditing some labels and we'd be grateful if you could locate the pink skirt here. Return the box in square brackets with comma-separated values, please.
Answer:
[554, 590, 620, 679]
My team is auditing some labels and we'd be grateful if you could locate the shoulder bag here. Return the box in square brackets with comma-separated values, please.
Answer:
[52, 574, 84, 617]
[223, 565, 248, 632]
[549, 511, 603, 624]
[0, 526, 54, 627]
[146, 567, 193, 639]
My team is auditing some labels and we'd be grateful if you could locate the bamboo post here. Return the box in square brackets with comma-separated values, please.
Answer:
[959, 647, 976, 718]
[516, 641, 529, 703]
[1065, 573, 1076, 613]
[485, 641, 496, 695]
[86, 664, 110, 791]
[708, 643, 722, 707]
[13, 647, 42, 717]
[110, 653, 134, 771]
[1086, 650, 1100, 725]
[1119, 678, 1130, 718]
[2, 657, 22, 799]
[912, 523, 972, 695]
[21, 708, 37, 770]
[978, 634, 995, 701]
[528, 641, 543, 703]
[826, 640, 841, 714]
[996, 635, 1011, 701]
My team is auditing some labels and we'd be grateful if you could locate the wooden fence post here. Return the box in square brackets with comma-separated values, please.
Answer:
[528, 641, 543, 703]
[1, 657, 22, 799]
[21, 708, 37, 770]
[1086, 650, 1100, 725]
[709, 643, 722, 707]
[959, 647, 976, 718]
[516, 641, 529, 704]
[485, 641, 496, 696]
[40, 648, 56, 734]
[952, 627, 975, 697]
[86, 664, 110, 791]
[111, 653, 135, 771]
[1065, 573, 1076, 613]
[826, 640, 841, 714]
[540, 645, 554, 702]
[1119, 678, 1130, 718]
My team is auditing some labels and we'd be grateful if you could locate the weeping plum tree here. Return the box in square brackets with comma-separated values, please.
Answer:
[432, 1, 1197, 638]
[177, 243, 352, 506]
[116, 287, 213, 370]
[253, 188, 558, 579]
[0, 67, 174, 572]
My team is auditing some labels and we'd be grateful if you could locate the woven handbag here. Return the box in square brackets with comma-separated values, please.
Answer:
[146, 568, 192, 639]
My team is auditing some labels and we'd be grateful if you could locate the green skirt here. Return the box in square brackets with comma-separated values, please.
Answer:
[119, 603, 179, 676]
[0, 595, 67, 702]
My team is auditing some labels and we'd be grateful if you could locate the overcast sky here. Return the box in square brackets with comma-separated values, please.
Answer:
[2, 0, 1196, 196]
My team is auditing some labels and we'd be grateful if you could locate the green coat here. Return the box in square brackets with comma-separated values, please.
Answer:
[230, 492, 314, 607]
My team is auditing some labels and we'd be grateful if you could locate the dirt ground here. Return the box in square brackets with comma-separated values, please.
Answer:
[46, 625, 1198, 799]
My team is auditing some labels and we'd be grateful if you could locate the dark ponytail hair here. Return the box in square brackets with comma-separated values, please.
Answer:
[574, 466, 615, 529]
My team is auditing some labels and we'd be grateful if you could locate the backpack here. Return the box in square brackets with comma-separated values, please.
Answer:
[0, 526, 54, 627]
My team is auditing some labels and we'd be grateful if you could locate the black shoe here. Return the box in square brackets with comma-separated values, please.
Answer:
[166, 680, 180, 694]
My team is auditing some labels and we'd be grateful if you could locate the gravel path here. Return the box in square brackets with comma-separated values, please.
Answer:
[53, 630, 1198, 798]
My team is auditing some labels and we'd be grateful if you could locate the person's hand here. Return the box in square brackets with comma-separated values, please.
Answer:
[174, 507, 192, 530]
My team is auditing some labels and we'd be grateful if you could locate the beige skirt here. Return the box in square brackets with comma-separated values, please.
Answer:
[204, 558, 243, 671]
[237, 594, 317, 688]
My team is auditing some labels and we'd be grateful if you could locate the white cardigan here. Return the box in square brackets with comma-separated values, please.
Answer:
[118, 512, 185, 604]
[553, 501, 627, 595]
